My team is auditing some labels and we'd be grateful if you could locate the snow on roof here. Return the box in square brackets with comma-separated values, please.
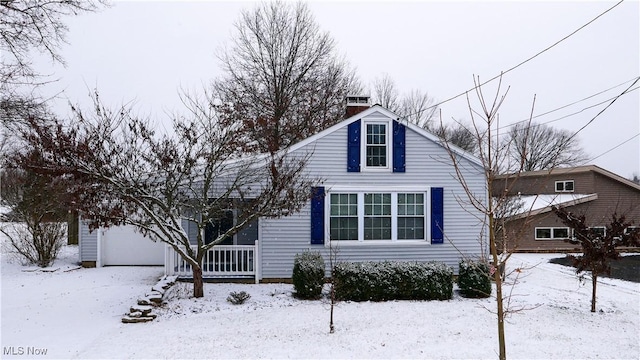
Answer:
[511, 193, 598, 219]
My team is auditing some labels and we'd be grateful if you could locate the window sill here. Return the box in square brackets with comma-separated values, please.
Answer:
[328, 240, 429, 246]
[360, 167, 392, 173]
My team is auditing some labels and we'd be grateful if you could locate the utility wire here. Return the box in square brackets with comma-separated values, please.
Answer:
[588, 132, 640, 163]
[400, 0, 626, 121]
[497, 83, 640, 132]
[565, 76, 640, 143]
[500, 77, 639, 129]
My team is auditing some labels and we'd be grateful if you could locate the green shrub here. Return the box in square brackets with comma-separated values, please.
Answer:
[457, 259, 492, 298]
[333, 261, 453, 301]
[292, 251, 325, 299]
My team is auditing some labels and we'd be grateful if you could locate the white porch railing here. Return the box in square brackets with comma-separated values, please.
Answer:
[165, 242, 259, 284]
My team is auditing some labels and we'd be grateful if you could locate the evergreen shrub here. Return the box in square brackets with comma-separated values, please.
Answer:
[333, 261, 453, 301]
[292, 251, 325, 299]
[457, 259, 492, 298]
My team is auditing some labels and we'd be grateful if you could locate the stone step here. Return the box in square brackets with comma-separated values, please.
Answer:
[122, 315, 155, 323]
[130, 305, 154, 316]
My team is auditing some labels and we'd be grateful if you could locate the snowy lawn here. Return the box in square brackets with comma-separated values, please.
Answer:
[1, 244, 638, 359]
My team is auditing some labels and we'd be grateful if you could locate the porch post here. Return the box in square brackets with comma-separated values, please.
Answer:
[164, 245, 169, 275]
[165, 245, 175, 276]
[254, 240, 259, 284]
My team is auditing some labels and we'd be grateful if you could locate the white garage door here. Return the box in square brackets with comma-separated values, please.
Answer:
[102, 225, 165, 266]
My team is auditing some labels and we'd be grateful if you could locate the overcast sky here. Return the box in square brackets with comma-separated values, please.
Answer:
[33, 0, 640, 178]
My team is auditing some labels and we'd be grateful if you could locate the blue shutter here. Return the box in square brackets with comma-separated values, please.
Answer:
[310, 186, 325, 244]
[392, 120, 406, 172]
[431, 187, 444, 244]
[347, 120, 361, 172]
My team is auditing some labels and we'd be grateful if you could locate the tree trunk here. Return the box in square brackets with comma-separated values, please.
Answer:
[489, 214, 506, 360]
[67, 210, 78, 245]
[192, 265, 204, 298]
[591, 272, 598, 313]
[495, 267, 506, 360]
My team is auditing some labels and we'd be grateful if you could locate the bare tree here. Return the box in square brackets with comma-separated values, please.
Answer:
[432, 121, 478, 154]
[372, 73, 400, 111]
[214, 1, 361, 153]
[13, 90, 316, 297]
[398, 89, 439, 129]
[507, 121, 587, 171]
[440, 76, 540, 360]
[0, 0, 105, 88]
[552, 206, 639, 312]
[371, 75, 439, 130]
[1, 1, 106, 239]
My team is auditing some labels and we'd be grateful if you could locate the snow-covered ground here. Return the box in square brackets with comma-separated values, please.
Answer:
[1, 243, 638, 359]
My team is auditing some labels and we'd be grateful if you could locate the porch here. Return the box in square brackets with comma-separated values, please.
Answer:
[164, 242, 259, 283]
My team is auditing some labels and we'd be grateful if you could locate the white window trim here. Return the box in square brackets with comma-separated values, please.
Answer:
[535, 227, 571, 240]
[555, 180, 575, 193]
[325, 187, 430, 246]
[361, 120, 391, 172]
[588, 226, 606, 237]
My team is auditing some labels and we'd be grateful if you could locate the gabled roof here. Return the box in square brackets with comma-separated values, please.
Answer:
[496, 165, 640, 192]
[286, 104, 483, 167]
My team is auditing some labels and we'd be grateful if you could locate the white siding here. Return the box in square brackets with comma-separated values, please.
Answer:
[260, 111, 487, 279]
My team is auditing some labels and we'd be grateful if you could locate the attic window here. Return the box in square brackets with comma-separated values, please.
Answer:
[364, 122, 388, 169]
[555, 180, 574, 193]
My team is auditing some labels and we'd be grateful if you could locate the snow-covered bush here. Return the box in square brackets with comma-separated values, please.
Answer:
[227, 291, 251, 305]
[457, 259, 492, 298]
[333, 261, 453, 301]
[292, 251, 325, 299]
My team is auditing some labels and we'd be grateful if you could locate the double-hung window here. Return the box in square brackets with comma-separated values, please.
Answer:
[329, 191, 427, 242]
[364, 122, 388, 169]
[364, 193, 392, 240]
[329, 194, 358, 240]
[397, 193, 425, 240]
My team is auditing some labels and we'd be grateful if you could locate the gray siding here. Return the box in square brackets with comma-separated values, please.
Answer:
[504, 171, 640, 251]
[182, 218, 199, 245]
[79, 219, 97, 262]
[260, 111, 487, 279]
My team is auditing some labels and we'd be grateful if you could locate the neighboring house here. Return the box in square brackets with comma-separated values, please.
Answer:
[79, 98, 488, 281]
[493, 165, 640, 252]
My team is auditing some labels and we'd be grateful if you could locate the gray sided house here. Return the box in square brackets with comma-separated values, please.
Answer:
[494, 165, 640, 252]
[79, 100, 488, 280]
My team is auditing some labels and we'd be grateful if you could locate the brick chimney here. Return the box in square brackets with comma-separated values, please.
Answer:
[345, 95, 371, 118]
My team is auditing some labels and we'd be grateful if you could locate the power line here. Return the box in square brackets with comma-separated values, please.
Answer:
[400, 0, 626, 121]
[588, 132, 640, 163]
[497, 82, 640, 132]
[490, 77, 638, 141]
[504, 77, 639, 128]
[566, 76, 640, 143]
